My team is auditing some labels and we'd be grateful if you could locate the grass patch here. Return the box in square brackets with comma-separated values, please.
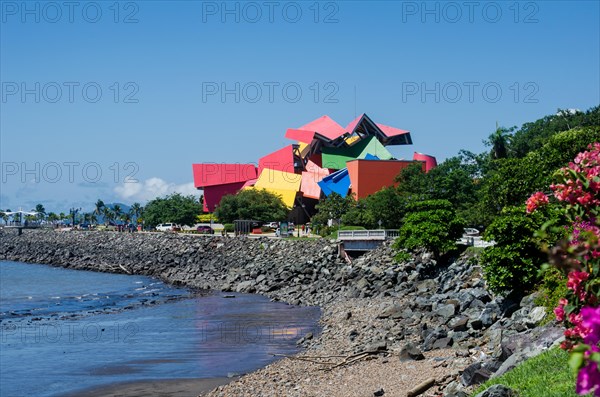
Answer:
[473, 348, 578, 397]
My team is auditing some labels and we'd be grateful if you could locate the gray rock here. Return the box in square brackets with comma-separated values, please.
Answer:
[399, 342, 425, 361]
[450, 316, 469, 332]
[528, 306, 546, 324]
[377, 304, 404, 319]
[432, 337, 454, 349]
[364, 340, 388, 353]
[435, 303, 456, 319]
[235, 280, 253, 292]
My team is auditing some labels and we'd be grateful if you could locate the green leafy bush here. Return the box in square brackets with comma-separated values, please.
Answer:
[480, 206, 558, 294]
[214, 189, 288, 223]
[223, 223, 234, 232]
[534, 267, 568, 325]
[393, 199, 465, 259]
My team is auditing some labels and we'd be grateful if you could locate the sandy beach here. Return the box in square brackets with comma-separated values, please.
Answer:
[61, 377, 234, 397]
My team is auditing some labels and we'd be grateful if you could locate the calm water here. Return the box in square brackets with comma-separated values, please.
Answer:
[0, 261, 320, 397]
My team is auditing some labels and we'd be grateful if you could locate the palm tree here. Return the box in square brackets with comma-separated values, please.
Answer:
[94, 200, 105, 221]
[102, 207, 113, 224]
[34, 204, 46, 221]
[130, 202, 143, 224]
[121, 212, 131, 224]
[485, 122, 514, 160]
[112, 205, 122, 224]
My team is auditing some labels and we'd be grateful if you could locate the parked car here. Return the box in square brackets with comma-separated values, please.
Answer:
[156, 223, 180, 232]
[265, 222, 279, 229]
[196, 225, 214, 234]
[464, 228, 480, 236]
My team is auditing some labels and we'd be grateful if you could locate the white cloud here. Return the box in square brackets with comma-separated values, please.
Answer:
[114, 177, 198, 203]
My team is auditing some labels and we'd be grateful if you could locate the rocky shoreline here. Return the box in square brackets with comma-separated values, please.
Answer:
[0, 229, 563, 396]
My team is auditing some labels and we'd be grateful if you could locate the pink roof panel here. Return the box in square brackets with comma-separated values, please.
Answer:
[285, 129, 317, 143]
[377, 123, 410, 137]
[345, 114, 365, 133]
[298, 115, 346, 140]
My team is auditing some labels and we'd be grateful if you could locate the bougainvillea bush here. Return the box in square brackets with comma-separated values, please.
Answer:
[528, 143, 600, 395]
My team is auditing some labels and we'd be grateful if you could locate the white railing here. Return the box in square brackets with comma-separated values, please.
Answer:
[337, 229, 399, 240]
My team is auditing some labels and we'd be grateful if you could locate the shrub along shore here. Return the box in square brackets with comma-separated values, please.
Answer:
[0, 229, 566, 396]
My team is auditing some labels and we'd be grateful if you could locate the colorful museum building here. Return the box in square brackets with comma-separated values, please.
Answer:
[192, 113, 436, 222]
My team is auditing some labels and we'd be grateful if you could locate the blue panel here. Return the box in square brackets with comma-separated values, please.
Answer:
[364, 154, 380, 160]
[317, 168, 350, 197]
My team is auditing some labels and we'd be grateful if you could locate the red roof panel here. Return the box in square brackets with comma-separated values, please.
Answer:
[192, 164, 257, 188]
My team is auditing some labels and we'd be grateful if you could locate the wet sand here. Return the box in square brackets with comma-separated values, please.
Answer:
[60, 377, 234, 397]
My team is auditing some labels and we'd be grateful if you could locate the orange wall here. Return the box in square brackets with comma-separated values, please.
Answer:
[347, 160, 425, 200]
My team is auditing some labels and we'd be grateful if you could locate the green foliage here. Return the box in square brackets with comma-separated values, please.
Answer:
[342, 187, 407, 229]
[393, 199, 465, 259]
[474, 348, 577, 397]
[143, 193, 203, 228]
[223, 223, 234, 232]
[534, 267, 569, 325]
[214, 189, 288, 224]
[480, 206, 559, 294]
[312, 193, 356, 228]
[478, 126, 600, 225]
[394, 250, 412, 263]
[395, 151, 485, 227]
[510, 106, 599, 158]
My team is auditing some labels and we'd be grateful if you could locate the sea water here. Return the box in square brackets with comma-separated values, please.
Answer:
[0, 261, 320, 397]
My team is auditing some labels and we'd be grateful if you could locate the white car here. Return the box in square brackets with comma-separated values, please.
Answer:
[156, 223, 180, 232]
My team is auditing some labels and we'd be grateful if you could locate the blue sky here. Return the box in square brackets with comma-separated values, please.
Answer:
[1, 0, 599, 212]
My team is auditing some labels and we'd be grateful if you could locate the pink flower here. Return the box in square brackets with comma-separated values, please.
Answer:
[526, 191, 549, 213]
[556, 298, 568, 322]
[576, 361, 600, 396]
[568, 271, 590, 301]
[581, 306, 600, 346]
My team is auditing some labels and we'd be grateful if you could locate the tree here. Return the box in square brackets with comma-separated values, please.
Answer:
[94, 200, 105, 218]
[130, 202, 143, 224]
[509, 106, 599, 158]
[102, 207, 113, 224]
[393, 199, 465, 259]
[480, 206, 560, 294]
[144, 193, 203, 227]
[311, 193, 356, 228]
[214, 189, 288, 224]
[112, 204, 122, 221]
[34, 204, 46, 220]
[484, 123, 515, 160]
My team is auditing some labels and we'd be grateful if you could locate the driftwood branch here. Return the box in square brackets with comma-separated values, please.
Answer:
[406, 377, 436, 397]
[273, 350, 382, 371]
